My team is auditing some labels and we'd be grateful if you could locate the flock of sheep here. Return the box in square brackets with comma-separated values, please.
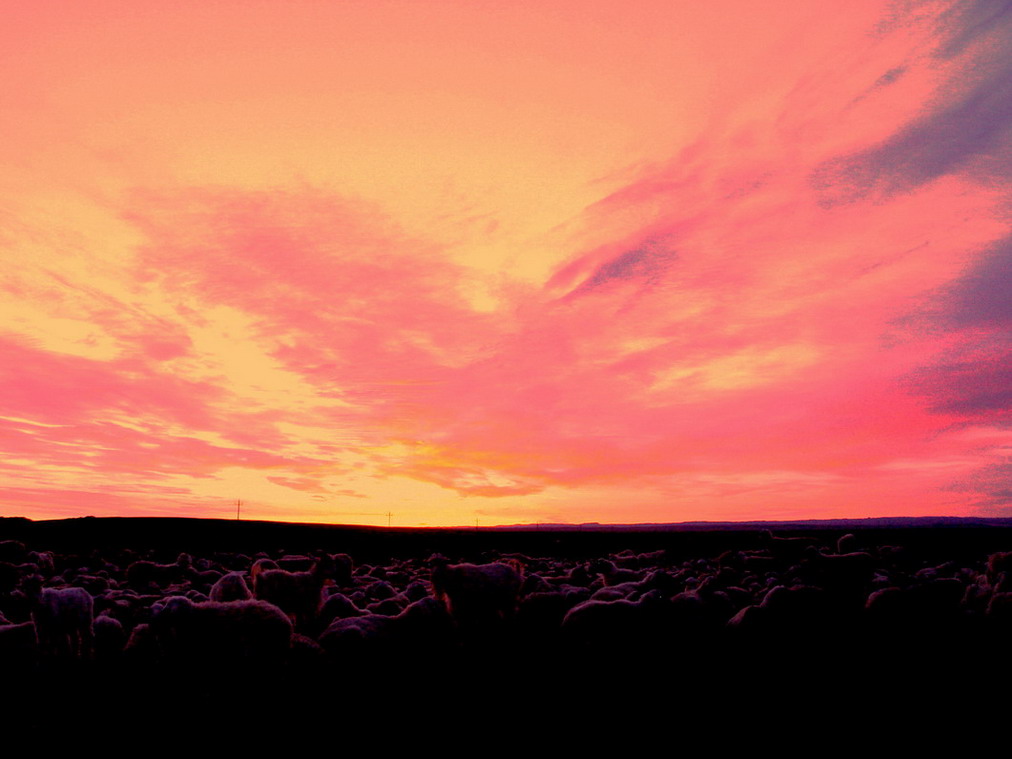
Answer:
[3, 528, 1012, 731]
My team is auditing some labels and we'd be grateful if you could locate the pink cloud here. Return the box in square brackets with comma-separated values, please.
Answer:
[3, 1, 1011, 524]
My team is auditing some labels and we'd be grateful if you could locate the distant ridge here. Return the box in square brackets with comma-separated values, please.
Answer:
[2, 514, 1011, 559]
[2, 514, 1010, 532]
[487, 516, 1012, 531]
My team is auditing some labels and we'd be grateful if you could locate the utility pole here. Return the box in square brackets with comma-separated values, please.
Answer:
[386, 511, 392, 528]
[236, 498, 242, 520]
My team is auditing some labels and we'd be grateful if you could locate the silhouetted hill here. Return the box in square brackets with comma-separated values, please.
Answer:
[493, 516, 1012, 530]
[2, 514, 1011, 563]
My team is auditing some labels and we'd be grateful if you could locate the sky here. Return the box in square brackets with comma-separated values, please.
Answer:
[2, 0, 1011, 526]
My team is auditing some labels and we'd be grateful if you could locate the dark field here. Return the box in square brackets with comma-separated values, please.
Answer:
[3, 516, 1012, 739]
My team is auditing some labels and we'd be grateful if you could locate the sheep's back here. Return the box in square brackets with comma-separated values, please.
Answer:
[35, 587, 93, 626]
[438, 562, 522, 619]
[254, 569, 321, 615]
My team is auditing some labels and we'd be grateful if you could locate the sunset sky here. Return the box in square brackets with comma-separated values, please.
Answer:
[2, 1, 1011, 526]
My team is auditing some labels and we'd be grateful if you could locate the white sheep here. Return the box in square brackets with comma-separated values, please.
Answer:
[588, 559, 644, 587]
[21, 575, 94, 659]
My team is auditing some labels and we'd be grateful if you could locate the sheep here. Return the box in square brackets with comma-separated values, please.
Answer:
[149, 596, 293, 665]
[571, 562, 596, 583]
[25, 550, 56, 576]
[123, 622, 159, 663]
[727, 584, 834, 644]
[0, 540, 27, 564]
[252, 554, 337, 632]
[611, 549, 667, 570]
[560, 593, 675, 658]
[587, 568, 676, 602]
[209, 571, 253, 602]
[362, 579, 398, 601]
[799, 548, 876, 600]
[332, 553, 354, 586]
[93, 612, 127, 659]
[588, 559, 644, 587]
[987, 551, 1012, 584]
[429, 559, 523, 631]
[67, 573, 112, 595]
[186, 567, 224, 594]
[521, 573, 554, 596]
[403, 579, 431, 602]
[319, 596, 456, 664]
[318, 593, 365, 629]
[250, 558, 279, 588]
[365, 598, 404, 616]
[125, 553, 192, 590]
[760, 530, 820, 564]
[278, 554, 317, 572]
[289, 632, 325, 668]
[837, 534, 859, 555]
[20, 575, 94, 659]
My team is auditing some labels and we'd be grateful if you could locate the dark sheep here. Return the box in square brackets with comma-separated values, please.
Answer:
[253, 554, 337, 632]
[209, 572, 253, 603]
[150, 596, 293, 664]
[430, 559, 523, 632]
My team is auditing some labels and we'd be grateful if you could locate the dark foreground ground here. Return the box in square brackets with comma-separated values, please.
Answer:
[2, 516, 1011, 740]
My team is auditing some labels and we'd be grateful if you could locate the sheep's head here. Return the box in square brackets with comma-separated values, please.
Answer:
[332, 553, 355, 585]
[311, 553, 338, 581]
[638, 588, 668, 609]
[568, 563, 591, 584]
[152, 596, 193, 627]
[19, 573, 44, 602]
[428, 557, 452, 600]
[803, 544, 823, 560]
